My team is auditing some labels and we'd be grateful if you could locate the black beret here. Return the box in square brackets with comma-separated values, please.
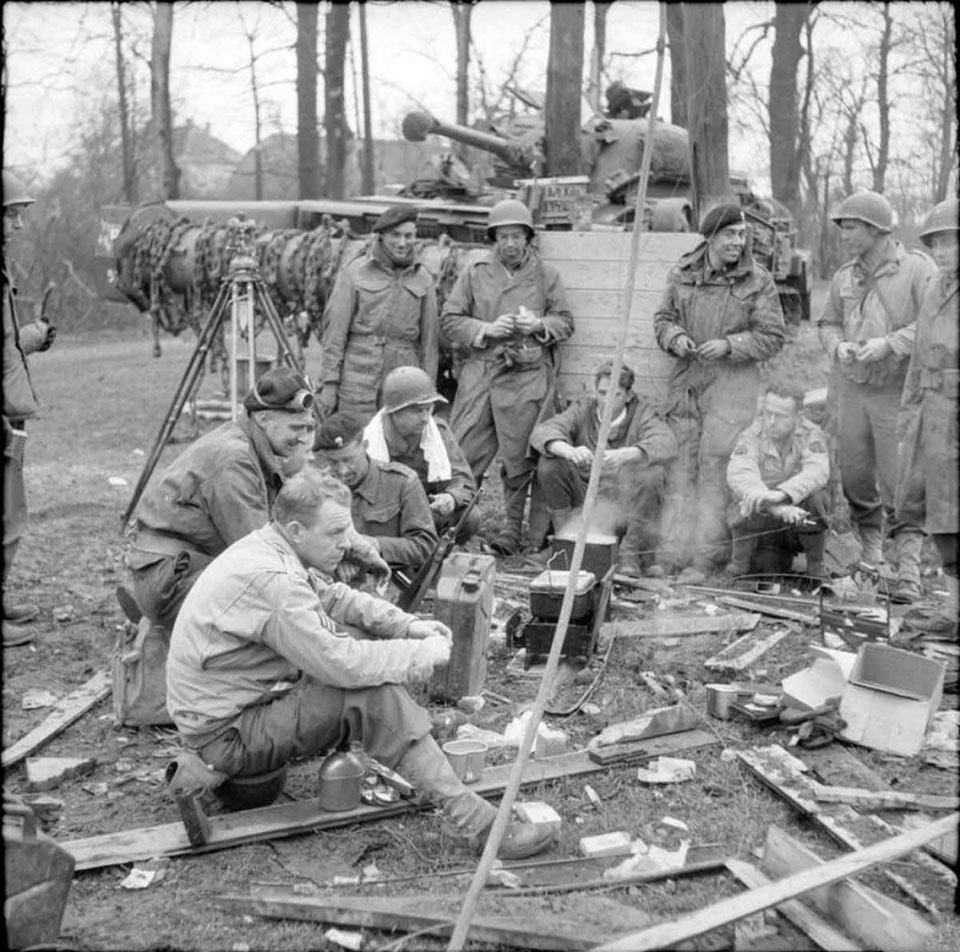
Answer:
[372, 204, 419, 234]
[313, 413, 365, 451]
[699, 203, 746, 237]
[243, 367, 314, 413]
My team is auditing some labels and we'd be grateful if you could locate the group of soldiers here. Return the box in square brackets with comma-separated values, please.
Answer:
[3, 172, 957, 861]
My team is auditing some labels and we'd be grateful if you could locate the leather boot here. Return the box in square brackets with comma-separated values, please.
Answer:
[859, 525, 884, 566]
[395, 735, 556, 860]
[798, 530, 826, 579]
[165, 751, 228, 799]
[891, 529, 924, 604]
[491, 474, 529, 556]
[616, 523, 643, 578]
[724, 533, 757, 578]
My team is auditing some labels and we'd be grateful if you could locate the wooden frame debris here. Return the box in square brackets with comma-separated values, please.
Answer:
[2, 671, 111, 769]
[704, 625, 791, 673]
[602, 612, 760, 640]
[811, 783, 960, 812]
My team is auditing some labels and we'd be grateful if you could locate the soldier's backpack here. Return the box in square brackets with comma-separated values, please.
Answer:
[112, 617, 174, 726]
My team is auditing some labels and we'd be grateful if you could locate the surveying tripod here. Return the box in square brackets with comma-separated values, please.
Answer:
[120, 217, 316, 529]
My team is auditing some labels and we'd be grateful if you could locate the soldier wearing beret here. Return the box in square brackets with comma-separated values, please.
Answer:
[318, 204, 439, 424]
[126, 368, 387, 631]
[654, 202, 786, 583]
[314, 413, 439, 575]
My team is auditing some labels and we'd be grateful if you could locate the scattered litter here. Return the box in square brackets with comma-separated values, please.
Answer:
[514, 801, 562, 833]
[81, 782, 109, 797]
[292, 882, 318, 895]
[456, 695, 484, 714]
[581, 702, 602, 716]
[21, 689, 58, 710]
[603, 841, 689, 880]
[332, 875, 361, 886]
[118, 867, 164, 889]
[26, 755, 96, 791]
[923, 710, 960, 753]
[584, 784, 603, 808]
[360, 863, 381, 883]
[502, 711, 569, 756]
[456, 724, 509, 749]
[52, 606, 75, 623]
[636, 756, 697, 784]
[324, 927, 364, 951]
[487, 865, 523, 888]
[132, 448, 146, 457]
[703, 603, 719, 616]
[659, 816, 689, 832]
[720, 748, 738, 764]
[108, 476, 129, 487]
[579, 831, 632, 858]
[589, 705, 697, 748]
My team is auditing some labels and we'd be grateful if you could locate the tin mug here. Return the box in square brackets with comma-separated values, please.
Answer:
[442, 740, 488, 783]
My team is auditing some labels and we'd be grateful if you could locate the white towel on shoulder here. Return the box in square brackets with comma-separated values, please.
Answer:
[364, 409, 452, 483]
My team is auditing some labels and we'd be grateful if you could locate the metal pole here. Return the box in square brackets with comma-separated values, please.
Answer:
[446, 5, 670, 948]
[229, 273, 239, 419]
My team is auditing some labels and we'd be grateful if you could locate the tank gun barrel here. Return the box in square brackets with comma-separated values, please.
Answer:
[402, 110, 536, 173]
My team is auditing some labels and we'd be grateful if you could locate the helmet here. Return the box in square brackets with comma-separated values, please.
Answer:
[382, 365, 447, 413]
[830, 190, 893, 232]
[3, 170, 34, 207]
[918, 199, 959, 247]
[486, 199, 534, 240]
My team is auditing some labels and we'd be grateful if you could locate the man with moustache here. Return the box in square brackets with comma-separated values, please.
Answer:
[654, 203, 786, 583]
[818, 190, 938, 602]
[318, 205, 439, 423]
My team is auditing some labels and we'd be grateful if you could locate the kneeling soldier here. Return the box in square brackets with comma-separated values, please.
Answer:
[165, 470, 557, 859]
[726, 383, 830, 578]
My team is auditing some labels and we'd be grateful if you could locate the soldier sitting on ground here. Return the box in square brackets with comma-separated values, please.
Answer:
[165, 468, 557, 860]
[363, 365, 480, 543]
[725, 383, 831, 579]
[529, 360, 677, 577]
[126, 367, 388, 630]
[314, 413, 438, 576]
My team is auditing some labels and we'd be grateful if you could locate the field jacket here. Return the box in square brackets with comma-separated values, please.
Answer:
[130, 414, 285, 562]
[653, 242, 785, 428]
[167, 523, 431, 745]
[3, 268, 45, 422]
[817, 239, 937, 389]
[727, 416, 830, 506]
[895, 272, 959, 532]
[320, 241, 439, 393]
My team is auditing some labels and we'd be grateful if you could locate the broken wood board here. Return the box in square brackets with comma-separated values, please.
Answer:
[761, 824, 936, 951]
[62, 748, 611, 871]
[704, 625, 791, 673]
[593, 813, 958, 952]
[717, 595, 817, 626]
[725, 860, 862, 952]
[812, 783, 959, 812]
[611, 573, 674, 594]
[2, 671, 111, 769]
[737, 745, 956, 916]
[589, 704, 699, 748]
[901, 813, 959, 865]
[602, 613, 760, 640]
[588, 728, 720, 766]
[218, 888, 652, 950]
[803, 744, 888, 792]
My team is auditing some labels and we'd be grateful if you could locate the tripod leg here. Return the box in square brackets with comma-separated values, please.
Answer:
[120, 284, 231, 530]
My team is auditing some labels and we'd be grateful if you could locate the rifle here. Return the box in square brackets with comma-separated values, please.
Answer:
[396, 482, 484, 613]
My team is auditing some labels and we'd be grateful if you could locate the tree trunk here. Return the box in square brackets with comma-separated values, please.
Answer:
[324, 2, 351, 199]
[768, 3, 808, 216]
[934, 8, 956, 201]
[296, 2, 320, 199]
[452, 1, 473, 158]
[873, 1, 892, 192]
[244, 29, 263, 201]
[682, 3, 732, 218]
[666, 4, 687, 127]
[544, 1, 585, 175]
[358, 2, 375, 193]
[587, 1, 611, 114]
[150, 1, 179, 200]
[111, 1, 137, 204]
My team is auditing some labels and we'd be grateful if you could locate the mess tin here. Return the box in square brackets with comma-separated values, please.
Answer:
[529, 569, 597, 622]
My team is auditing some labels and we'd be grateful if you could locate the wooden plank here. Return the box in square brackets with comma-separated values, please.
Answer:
[761, 824, 936, 951]
[607, 613, 760, 640]
[705, 626, 790, 673]
[589, 705, 700, 748]
[593, 813, 958, 952]
[62, 748, 612, 871]
[717, 595, 818, 626]
[540, 230, 700, 264]
[2, 671, 112, 769]
[725, 860, 863, 952]
[901, 813, 959, 865]
[587, 728, 720, 766]
[811, 783, 960, 812]
[565, 289, 663, 318]
[217, 890, 584, 951]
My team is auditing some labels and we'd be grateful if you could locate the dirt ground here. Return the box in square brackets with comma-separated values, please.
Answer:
[3, 320, 958, 951]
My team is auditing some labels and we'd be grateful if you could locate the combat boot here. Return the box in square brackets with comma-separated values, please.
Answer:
[396, 735, 556, 860]
[616, 522, 643, 578]
[891, 529, 924, 604]
[723, 533, 757, 579]
[858, 525, 884, 567]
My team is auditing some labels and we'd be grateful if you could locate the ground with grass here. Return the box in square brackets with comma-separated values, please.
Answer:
[3, 316, 958, 951]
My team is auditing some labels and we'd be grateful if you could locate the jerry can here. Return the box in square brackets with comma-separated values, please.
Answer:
[431, 552, 496, 702]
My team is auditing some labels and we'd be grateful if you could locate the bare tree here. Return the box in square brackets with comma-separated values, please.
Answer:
[666, 4, 687, 127]
[587, 1, 612, 114]
[296, 2, 320, 199]
[544, 1, 585, 175]
[237, 8, 265, 200]
[682, 4, 734, 215]
[451, 1, 473, 145]
[111, 2, 138, 204]
[862, 1, 894, 192]
[358, 2, 375, 193]
[150, 1, 179, 199]
[324, 2, 350, 198]
[768, 3, 810, 215]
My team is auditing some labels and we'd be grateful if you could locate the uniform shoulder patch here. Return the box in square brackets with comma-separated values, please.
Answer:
[808, 440, 827, 454]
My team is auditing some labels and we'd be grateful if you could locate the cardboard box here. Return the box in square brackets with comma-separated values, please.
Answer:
[839, 644, 946, 756]
[781, 653, 854, 711]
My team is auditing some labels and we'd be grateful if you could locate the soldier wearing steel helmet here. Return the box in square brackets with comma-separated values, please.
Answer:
[440, 199, 574, 556]
[3, 170, 57, 647]
[895, 198, 959, 612]
[817, 189, 938, 602]
[362, 366, 480, 543]
[318, 204, 439, 424]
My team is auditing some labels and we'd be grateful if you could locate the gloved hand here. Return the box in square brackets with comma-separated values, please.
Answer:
[317, 384, 339, 418]
[411, 633, 451, 680]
